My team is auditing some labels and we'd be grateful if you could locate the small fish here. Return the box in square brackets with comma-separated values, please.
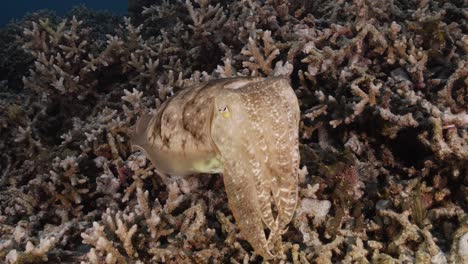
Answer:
[132, 76, 300, 259]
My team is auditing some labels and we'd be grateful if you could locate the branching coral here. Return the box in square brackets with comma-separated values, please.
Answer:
[22, 17, 92, 97]
[185, 0, 227, 39]
[241, 30, 280, 76]
[42, 155, 90, 219]
[0, 0, 466, 263]
[5, 237, 57, 264]
[82, 184, 217, 263]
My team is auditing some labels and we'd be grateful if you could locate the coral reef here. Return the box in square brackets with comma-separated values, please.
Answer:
[0, 0, 466, 263]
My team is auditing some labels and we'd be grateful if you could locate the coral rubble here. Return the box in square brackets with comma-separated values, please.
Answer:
[0, 0, 466, 263]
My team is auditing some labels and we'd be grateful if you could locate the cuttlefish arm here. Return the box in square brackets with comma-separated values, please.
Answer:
[220, 145, 276, 259]
[211, 93, 274, 259]
[256, 79, 300, 235]
[211, 77, 300, 259]
[244, 78, 300, 244]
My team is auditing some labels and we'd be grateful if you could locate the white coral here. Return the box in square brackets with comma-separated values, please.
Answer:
[298, 198, 331, 226]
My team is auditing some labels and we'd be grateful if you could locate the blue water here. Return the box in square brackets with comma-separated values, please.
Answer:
[1, 0, 127, 26]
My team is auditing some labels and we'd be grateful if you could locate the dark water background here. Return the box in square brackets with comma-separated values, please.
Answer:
[1, 0, 127, 26]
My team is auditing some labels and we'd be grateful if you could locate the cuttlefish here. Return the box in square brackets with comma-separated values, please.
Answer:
[131, 76, 300, 259]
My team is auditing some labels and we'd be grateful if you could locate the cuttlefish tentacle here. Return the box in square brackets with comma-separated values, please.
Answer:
[131, 77, 300, 259]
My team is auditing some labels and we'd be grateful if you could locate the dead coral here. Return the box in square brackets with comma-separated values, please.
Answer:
[44, 155, 90, 219]
[449, 217, 468, 264]
[22, 16, 93, 97]
[0, 188, 36, 218]
[379, 209, 447, 263]
[241, 30, 280, 76]
[2, 221, 75, 264]
[0, 0, 467, 263]
[5, 237, 57, 264]
[81, 184, 217, 263]
[185, 0, 227, 39]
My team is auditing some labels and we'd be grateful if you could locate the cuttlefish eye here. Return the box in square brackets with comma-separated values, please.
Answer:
[218, 105, 230, 118]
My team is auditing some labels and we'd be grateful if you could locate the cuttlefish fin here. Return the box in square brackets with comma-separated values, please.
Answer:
[131, 113, 153, 152]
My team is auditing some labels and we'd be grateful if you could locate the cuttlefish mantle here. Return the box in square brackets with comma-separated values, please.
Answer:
[131, 76, 300, 259]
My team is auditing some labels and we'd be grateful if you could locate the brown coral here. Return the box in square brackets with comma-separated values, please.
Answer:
[0, 0, 466, 263]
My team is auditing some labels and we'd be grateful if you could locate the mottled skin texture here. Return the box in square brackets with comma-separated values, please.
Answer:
[132, 77, 300, 259]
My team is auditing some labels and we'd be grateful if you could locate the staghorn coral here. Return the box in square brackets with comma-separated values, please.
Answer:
[5, 237, 57, 264]
[0, 0, 466, 263]
[241, 30, 280, 76]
